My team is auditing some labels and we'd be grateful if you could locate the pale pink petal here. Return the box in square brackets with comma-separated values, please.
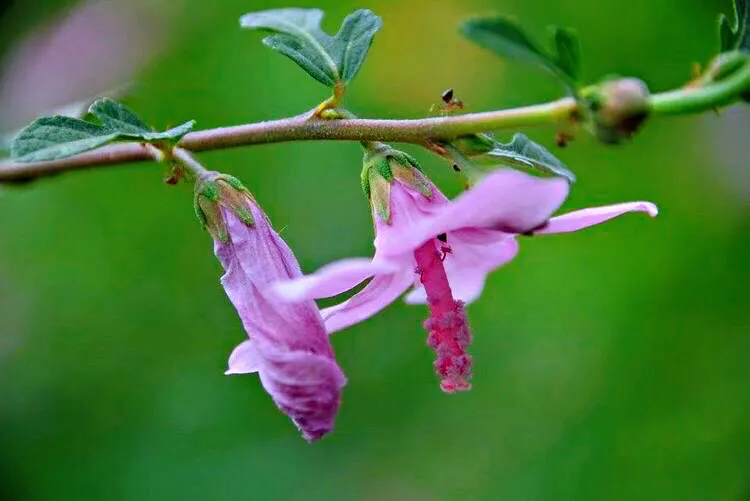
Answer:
[271, 258, 399, 301]
[405, 230, 519, 304]
[322, 268, 415, 334]
[225, 340, 261, 375]
[374, 181, 447, 254]
[380, 170, 569, 256]
[534, 202, 658, 235]
[216, 211, 330, 355]
[253, 340, 346, 442]
[211, 191, 345, 442]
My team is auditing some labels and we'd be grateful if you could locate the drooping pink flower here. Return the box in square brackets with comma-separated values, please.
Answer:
[273, 166, 657, 392]
[196, 175, 346, 441]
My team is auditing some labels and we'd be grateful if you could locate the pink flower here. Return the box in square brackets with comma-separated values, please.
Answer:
[273, 167, 657, 392]
[196, 176, 346, 441]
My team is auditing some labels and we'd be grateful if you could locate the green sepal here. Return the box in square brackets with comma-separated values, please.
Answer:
[200, 181, 220, 202]
[240, 8, 382, 88]
[360, 161, 371, 199]
[361, 152, 392, 222]
[372, 156, 394, 182]
[389, 151, 432, 197]
[195, 180, 228, 242]
[194, 173, 256, 242]
[368, 166, 392, 222]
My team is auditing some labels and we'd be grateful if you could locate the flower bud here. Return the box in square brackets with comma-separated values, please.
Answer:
[588, 77, 650, 144]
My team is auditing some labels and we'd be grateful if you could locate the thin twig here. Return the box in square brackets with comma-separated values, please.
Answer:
[0, 99, 576, 182]
[2, 58, 750, 184]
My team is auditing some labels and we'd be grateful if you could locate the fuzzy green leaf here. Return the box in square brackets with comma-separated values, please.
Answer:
[147, 121, 196, 142]
[90, 98, 151, 134]
[10, 98, 195, 162]
[719, 0, 749, 52]
[240, 8, 382, 87]
[486, 133, 576, 182]
[11, 116, 119, 162]
[461, 16, 581, 92]
[90, 98, 195, 142]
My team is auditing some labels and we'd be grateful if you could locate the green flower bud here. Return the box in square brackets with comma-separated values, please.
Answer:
[588, 77, 650, 144]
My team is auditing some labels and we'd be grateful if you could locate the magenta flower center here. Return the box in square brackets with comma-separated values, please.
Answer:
[414, 237, 473, 393]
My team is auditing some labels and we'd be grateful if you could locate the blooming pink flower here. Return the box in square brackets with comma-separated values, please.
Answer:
[273, 168, 657, 392]
[197, 176, 346, 441]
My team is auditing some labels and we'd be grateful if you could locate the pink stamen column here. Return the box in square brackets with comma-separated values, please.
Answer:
[414, 239, 473, 392]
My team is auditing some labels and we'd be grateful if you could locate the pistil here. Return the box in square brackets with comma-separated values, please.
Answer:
[414, 238, 473, 392]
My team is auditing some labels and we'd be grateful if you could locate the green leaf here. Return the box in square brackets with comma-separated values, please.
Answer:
[720, 15, 737, 52]
[552, 27, 581, 82]
[146, 121, 196, 142]
[460, 16, 581, 92]
[485, 133, 576, 182]
[240, 8, 382, 87]
[90, 98, 151, 134]
[719, 0, 749, 52]
[89, 98, 195, 142]
[10, 98, 196, 162]
[11, 116, 119, 162]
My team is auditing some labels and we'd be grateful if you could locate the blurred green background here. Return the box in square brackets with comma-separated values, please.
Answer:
[1, 0, 749, 499]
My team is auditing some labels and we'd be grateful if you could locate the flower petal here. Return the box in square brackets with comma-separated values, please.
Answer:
[381, 170, 569, 256]
[322, 268, 414, 333]
[374, 181, 447, 255]
[220, 203, 305, 283]
[225, 340, 261, 375]
[215, 207, 333, 355]
[534, 201, 658, 235]
[271, 258, 399, 302]
[253, 340, 346, 442]
[405, 230, 519, 304]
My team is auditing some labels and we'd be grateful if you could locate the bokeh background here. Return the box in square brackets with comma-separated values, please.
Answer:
[1, 0, 749, 499]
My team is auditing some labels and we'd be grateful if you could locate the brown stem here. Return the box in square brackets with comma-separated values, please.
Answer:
[0, 99, 577, 182]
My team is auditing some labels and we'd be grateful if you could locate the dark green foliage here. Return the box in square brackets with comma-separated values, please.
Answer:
[240, 8, 382, 87]
[719, 0, 749, 52]
[453, 133, 575, 182]
[486, 133, 576, 182]
[461, 17, 582, 93]
[11, 98, 195, 162]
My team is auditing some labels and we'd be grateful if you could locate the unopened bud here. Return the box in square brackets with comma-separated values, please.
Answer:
[589, 78, 650, 144]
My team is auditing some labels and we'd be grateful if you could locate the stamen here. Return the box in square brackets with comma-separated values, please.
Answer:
[413, 238, 473, 393]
